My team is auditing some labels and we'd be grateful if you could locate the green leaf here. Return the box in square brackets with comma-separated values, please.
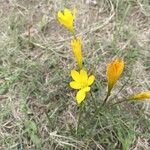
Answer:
[24, 120, 37, 134]
[31, 134, 42, 149]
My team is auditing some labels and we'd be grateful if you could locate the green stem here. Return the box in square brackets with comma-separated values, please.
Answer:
[70, 29, 77, 39]
[111, 74, 132, 101]
[76, 104, 83, 134]
[102, 88, 111, 106]
[90, 91, 98, 112]
[110, 98, 129, 107]
[45, 111, 53, 129]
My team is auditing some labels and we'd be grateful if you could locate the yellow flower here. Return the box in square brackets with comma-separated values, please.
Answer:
[57, 7, 76, 32]
[129, 91, 150, 100]
[70, 69, 95, 104]
[71, 38, 83, 69]
[107, 58, 124, 91]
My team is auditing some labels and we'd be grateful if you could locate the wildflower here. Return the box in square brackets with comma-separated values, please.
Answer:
[70, 69, 95, 104]
[129, 91, 150, 101]
[71, 38, 83, 69]
[107, 58, 124, 91]
[57, 7, 76, 32]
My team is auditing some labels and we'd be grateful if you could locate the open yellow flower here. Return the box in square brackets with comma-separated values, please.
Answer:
[70, 69, 95, 104]
[57, 7, 76, 32]
[71, 38, 83, 69]
[107, 58, 124, 91]
[129, 91, 150, 101]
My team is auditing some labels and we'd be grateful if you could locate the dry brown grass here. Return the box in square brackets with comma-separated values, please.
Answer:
[0, 0, 150, 149]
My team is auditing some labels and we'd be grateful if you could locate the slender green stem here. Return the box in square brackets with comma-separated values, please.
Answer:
[111, 74, 132, 101]
[73, 33, 77, 40]
[71, 30, 77, 39]
[90, 91, 98, 112]
[102, 88, 111, 106]
[76, 104, 83, 134]
[109, 98, 129, 107]
[45, 111, 53, 129]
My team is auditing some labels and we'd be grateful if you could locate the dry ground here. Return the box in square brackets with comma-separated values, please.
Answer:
[0, 0, 150, 149]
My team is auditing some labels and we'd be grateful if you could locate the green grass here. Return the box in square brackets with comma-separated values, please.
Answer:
[0, 0, 150, 149]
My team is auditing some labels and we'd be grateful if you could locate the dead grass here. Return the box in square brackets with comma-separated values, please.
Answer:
[0, 0, 150, 149]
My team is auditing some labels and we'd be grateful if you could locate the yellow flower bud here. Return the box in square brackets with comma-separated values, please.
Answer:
[71, 38, 83, 69]
[107, 58, 124, 91]
[129, 91, 150, 100]
[57, 7, 76, 32]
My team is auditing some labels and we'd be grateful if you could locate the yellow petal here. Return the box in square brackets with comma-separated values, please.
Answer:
[129, 91, 150, 100]
[88, 75, 95, 86]
[76, 90, 86, 104]
[80, 69, 88, 82]
[57, 11, 65, 23]
[64, 8, 73, 19]
[57, 8, 74, 31]
[107, 58, 124, 90]
[82, 87, 91, 92]
[57, 11, 63, 18]
[71, 70, 80, 81]
[70, 81, 81, 89]
[71, 38, 83, 69]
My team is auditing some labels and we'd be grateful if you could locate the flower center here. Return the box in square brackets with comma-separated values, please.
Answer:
[80, 81, 88, 89]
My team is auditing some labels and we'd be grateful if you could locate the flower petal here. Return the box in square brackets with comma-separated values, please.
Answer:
[70, 81, 81, 89]
[82, 87, 91, 92]
[57, 11, 63, 18]
[71, 38, 83, 69]
[64, 8, 73, 19]
[71, 70, 80, 81]
[80, 69, 88, 82]
[107, 58, 124, 90]
[57, 8, 74, 31]
[88, 75, 95, 86]
[57, 11, 65, 23]
[129, 91, 150, 100]
[76, 90, 86, 104]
